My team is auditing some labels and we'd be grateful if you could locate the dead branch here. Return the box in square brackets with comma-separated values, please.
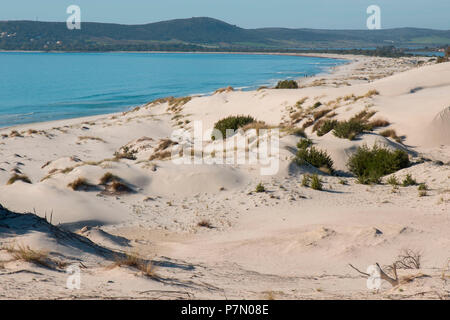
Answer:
[348, 264, 370, 277]
[348, 263, 399, 287]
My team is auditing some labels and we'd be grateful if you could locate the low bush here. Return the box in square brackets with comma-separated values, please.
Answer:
[386, 175, 399, 186]
[297, 138, 313, 150]
[310, 174, 323, 190]
[295, 146, 334, 174]
[347, 144, 410, 184]
[301, 175, 310, 187]
[402, 174, 417, 187]
[275, 80, 298, 89]
[316, 120, 338, 136]
[255, 182, 266, 193]
[418, 183, 428, 191]
[333, 119, 367, 140]
[212, 115, 255, 140]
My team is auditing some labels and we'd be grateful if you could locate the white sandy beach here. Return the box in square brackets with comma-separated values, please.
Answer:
[0, 54, 449, 299]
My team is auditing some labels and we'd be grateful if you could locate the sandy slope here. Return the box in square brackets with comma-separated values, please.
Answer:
[0, 54, 449, 300]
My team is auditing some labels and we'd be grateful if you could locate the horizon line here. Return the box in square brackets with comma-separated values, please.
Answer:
[1, 17, 449, 32]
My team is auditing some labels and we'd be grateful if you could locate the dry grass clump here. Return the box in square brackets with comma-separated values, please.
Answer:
[343, 94, 356, 101]
[313, 109, 332, 121]
[368, 118, 390, 129]
[114, 146, 137, 160]
[352, 109, 377, 122]
[149, 150, 172, 161]
[149, 139, 177, 161]
[107, 180, 133, 194]
[214, 86, 234, 94]
[295, 97, 308, 108]
[99, 172, 119, 185]
[198, 219, 214, 229]
[9, 130, 23, 138]
[167, 96, 192, 112]
[364, 89, 380, 98]
[242, 121, 275, 134]
[6, 174, 31, 185]
[148, 95, 192, 113]
[380, 129, 403, 143]
[155, 139, 177, 153]
[281, 125, 307, 138]
[290, 111, 304, 124]
[78, 136, 106, 143]
[302, 119, 314, 129]
[4, 243, 51, 268]
[26, 129, 38, 135]
[111, 252, 157, 278]
[67, 177, 95, 191]
[99, 172, 133, 194]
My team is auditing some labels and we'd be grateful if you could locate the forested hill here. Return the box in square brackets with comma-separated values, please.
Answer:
[0, 17, 449, 52]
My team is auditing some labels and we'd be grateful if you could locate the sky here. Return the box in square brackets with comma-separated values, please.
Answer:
[0, 0, 449, 30]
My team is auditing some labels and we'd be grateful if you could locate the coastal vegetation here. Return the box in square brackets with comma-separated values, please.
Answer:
[347, 145, 410, 184]
[295, 146, 335, 174]
[275, 80, 298, 89]
[1, 19, 447, 53]
[212, 115, 255, 140]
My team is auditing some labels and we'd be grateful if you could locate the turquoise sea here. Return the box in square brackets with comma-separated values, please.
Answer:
[0, 52, 346, 127]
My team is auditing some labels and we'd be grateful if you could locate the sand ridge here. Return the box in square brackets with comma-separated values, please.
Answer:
[0, 54, 449, 299]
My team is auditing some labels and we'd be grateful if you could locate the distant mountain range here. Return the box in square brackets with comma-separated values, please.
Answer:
[0, 17, 449, 52]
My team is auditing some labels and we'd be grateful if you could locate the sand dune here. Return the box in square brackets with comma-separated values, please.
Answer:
[0, 55, 449, 299]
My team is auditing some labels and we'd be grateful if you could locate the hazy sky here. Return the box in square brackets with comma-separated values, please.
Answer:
[1, 0, 449, 30]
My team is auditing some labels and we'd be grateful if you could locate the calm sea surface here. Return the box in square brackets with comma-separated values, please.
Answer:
[0, 52, 346, 127]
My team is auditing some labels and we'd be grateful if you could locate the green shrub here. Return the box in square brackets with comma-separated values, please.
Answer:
[310, 174, 323, 190]
[255, 182, 265, 193]
[212, 115, 255, 140]
[297, 138, 313, 150]
[386, 175, 399, 186]
[418, 190, 427, 197]
[275, 80, 298, 89]
[347, 145, 410, 184]
[312, 102, 322, 109]
[333, 119, 367, 140]
[295, 146, 334, 174]
[301, 175, 310, 187]
[317, 120, 338, 137]
[402, 174, 417, 187]
[418, 183, 428, 191]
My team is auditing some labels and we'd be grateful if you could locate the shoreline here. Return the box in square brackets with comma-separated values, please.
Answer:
[0, 53, 353, 132]
[0, 50, 358, 60]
